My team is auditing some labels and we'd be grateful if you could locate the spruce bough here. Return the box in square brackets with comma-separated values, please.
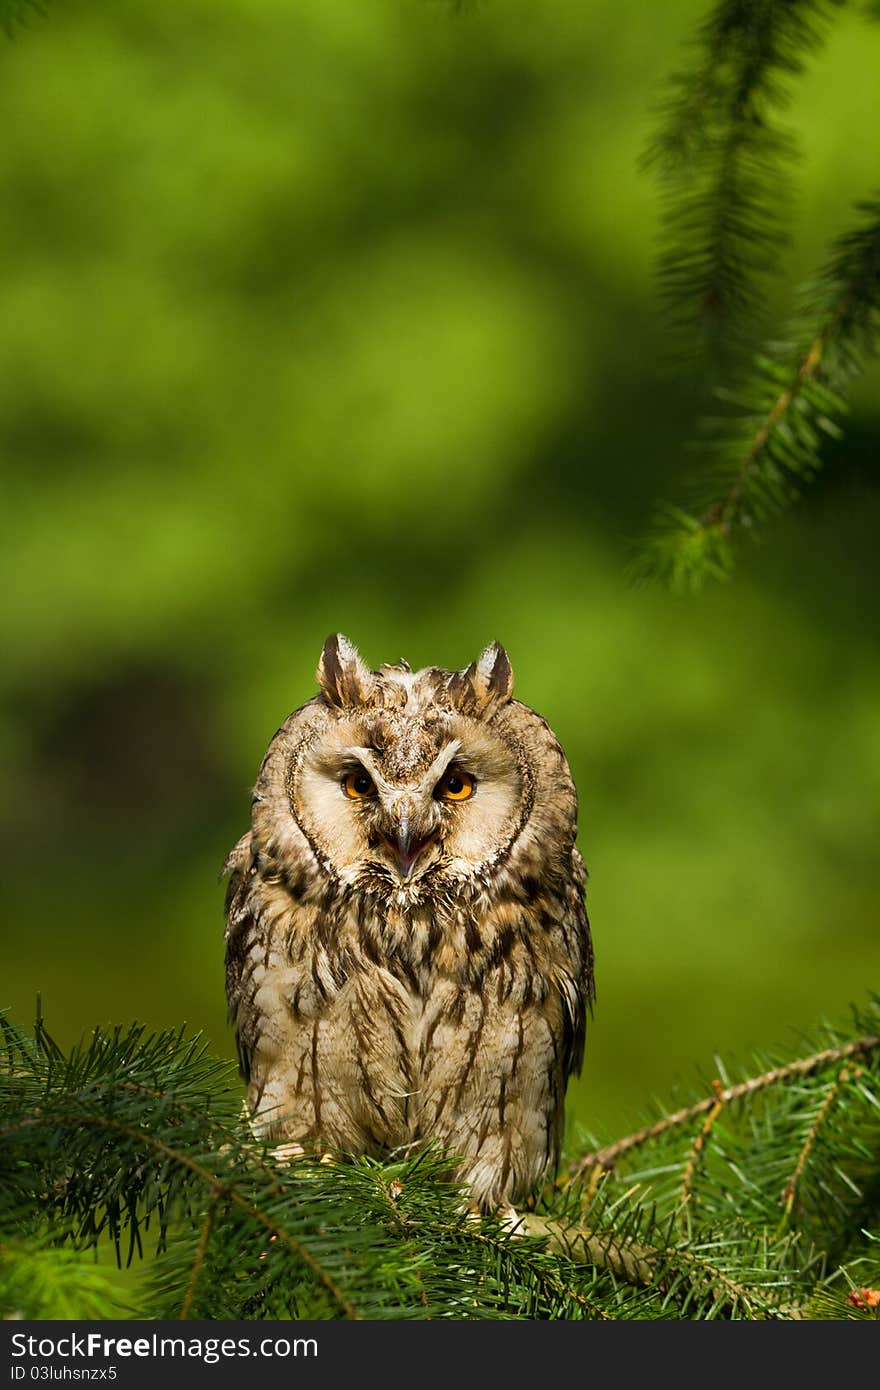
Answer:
[639, 0, 880, 586]
[2, 1001, 879, 1320]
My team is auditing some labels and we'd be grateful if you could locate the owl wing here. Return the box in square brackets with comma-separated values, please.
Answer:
[221, 831, 257, 1083]
[555, 845, 595, 1079]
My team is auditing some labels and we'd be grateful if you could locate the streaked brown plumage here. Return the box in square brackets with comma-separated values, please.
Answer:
[223, 634, 594, 1210]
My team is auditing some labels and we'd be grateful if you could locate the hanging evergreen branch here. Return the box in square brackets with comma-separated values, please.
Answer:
[645, 0, 843, 359]
[2, 1000, 880, 1319]
[635, 194, 880, 588]
[640, 1, 880, 585]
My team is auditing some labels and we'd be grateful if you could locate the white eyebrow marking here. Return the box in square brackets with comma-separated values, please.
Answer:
[346, 746, 384, 784]
[344, 740, 462, 797]
[419, 740, 461, 792]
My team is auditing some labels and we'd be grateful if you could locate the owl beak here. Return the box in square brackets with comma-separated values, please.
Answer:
[384, 812, 437, 879]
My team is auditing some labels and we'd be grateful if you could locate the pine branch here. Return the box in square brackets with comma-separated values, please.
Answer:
[678, 1079, 726, 1232]
[564, 1026, 880, 1179]
[777, 1062, 853, 1231]
[178, 1195, 220, 1320]
[645, 0, 842, 359]
[635, 194, 880, 588]
[3, 1004, 879, 1319]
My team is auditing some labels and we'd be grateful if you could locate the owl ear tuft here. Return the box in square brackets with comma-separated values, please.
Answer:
[447, 641, 514, 716]
[316, 633, 376, 708]
[476, 640, 514, 701]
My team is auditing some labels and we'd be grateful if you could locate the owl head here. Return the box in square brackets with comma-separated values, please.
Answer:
[250, 634, 578, 907]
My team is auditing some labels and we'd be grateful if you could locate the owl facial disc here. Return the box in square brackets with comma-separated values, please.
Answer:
[283, 634, 528, 899]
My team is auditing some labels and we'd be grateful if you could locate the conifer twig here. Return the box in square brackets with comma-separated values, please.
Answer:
[1, 1110, 361, 1319]
[678, 1079, 725, 1231]
[645, 0, 839, 353]
[777, 1063, 853, 1232]
[178, 1194, 220, 1320]
[637, 194, 880, 586]
[521, 1214, 655, 1285]
[659, 1242, 800, 1319]
[700, 330, 824, 535]
[565, 1033, 880, 1181]
[521, 1215, 799, 1318]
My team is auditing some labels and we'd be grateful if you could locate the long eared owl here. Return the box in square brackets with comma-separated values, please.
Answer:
[223, 635, 594, 1210]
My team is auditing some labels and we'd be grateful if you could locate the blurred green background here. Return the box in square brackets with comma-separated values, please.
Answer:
[1, 0, 878, 1144]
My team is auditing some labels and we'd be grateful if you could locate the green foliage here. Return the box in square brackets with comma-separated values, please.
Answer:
[645, 0, 840, 356]
[637, 195, 880, 589]
[0, 1243, 127, 1321]
[1, 0, 879, 1169]
[0, 7, 875, 1329]
[644, 0, 880, 582]
[3, 1005, 879, 1320]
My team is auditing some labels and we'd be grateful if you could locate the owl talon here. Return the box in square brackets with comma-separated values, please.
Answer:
[497, 1203, 527, 1236]
[270, 1141, 306, 1165]
[461, 1202, 525, 1237]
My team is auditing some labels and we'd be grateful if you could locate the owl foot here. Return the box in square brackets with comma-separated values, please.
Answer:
[462, 1200, 526, 1237]
[270, 1141, 306, 1164]
[269, 1142, 337, 1167]
[497, 1204, 527, 1236]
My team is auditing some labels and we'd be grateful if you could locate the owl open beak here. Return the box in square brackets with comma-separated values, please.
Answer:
[382, 822, 438, 879]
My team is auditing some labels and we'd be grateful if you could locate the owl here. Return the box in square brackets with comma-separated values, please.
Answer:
[223, 634, 594, 1212]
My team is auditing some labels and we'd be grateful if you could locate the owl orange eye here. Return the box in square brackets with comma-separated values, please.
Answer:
[342, 770, 375, 799]
[437, 769, 475, 801]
